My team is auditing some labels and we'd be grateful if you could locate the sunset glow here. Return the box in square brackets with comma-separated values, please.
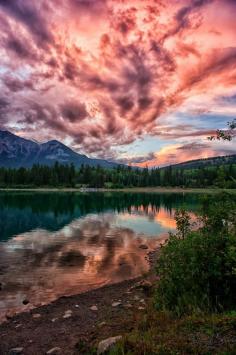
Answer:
[0, 0, 235, 165]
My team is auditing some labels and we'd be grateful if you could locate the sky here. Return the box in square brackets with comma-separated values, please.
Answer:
[0, 0, 235, 167]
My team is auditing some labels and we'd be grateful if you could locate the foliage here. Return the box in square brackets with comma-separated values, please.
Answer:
[0, 160, 235, 188]
[208, 119, 236, 141]
[109, 193, 236, 354]
[109, 309, 236, 354]
[155, 193, 236, 315]
[0, 162, 76, 187]
[174, 209, 191, 239]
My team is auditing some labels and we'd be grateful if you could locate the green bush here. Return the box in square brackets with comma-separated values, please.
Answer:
[155, 193, 236, 315]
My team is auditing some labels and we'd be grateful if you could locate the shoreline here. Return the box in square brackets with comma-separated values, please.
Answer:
[0, 187, 235, 193]
[0, 250, 158, 355]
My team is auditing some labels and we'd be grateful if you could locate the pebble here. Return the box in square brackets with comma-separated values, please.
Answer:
[9, 348, 24, 355]
[124, 303, 132, 308]
[98, 321, 106, 327]
[15, 324, 22, 329]
[75, 304, 79, 308]
[32, 313, 41, 319]
[138, 306, 145, 310]
[51, 318, 58, 322]
[90, 305, 98, 311]
[46, 347, 61, 354]
[63, 310, 72, 319]
[112, 302, 122, 307]
[97, 336, 122, 355]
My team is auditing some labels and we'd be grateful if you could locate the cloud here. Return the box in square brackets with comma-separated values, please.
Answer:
[3, 75, 34, 92]
[0, 0, 53, 45]
[0, 97, 9, 109]
[118, 152, 157, 165]
[5, 35, 35, 59]
[218, 93, 236, 104]
[60, 101, 88, 122]
[0, 0, 235, 164]
[177, 142, 210, 150]
[133, 140, 236, 168]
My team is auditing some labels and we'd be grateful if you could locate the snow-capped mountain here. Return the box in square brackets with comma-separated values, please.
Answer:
[0, 130, 118, 168]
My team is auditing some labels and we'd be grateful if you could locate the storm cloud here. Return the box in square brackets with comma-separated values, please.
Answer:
[0, 0, 235, 164]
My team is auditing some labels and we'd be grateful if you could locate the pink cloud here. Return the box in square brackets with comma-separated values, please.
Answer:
[0, 0, 235, 163]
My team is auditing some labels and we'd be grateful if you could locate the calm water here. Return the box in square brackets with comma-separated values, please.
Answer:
[0, 191, 201, 321]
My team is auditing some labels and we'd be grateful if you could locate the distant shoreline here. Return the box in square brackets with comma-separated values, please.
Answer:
[0, 187, 235, 193]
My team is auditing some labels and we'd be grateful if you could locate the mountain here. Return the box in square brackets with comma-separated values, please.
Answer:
[167, 154, 236, 170]
[0, 130, 119, 168]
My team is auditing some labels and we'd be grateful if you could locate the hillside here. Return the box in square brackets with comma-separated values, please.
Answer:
[168, 154, 236, 170]
[0, 130, 118, 169]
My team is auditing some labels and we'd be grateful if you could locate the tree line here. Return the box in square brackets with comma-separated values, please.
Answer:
[0, 162, 235, 188]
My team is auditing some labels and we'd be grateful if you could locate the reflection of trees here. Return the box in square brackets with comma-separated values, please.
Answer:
[0, 192, 202, 241]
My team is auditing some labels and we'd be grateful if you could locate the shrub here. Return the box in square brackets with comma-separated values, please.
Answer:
[155, 193, 236, 315]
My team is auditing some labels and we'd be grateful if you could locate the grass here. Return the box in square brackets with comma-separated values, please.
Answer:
[109, 303, 236, 354]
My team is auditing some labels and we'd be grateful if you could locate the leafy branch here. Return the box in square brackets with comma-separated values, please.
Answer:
[208, 119, 236, 141]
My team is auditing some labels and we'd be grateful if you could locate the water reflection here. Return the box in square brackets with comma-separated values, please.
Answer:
[0, 192, 200, 241]
[0, 192, 201, 321]
[0, 214, 162, 321]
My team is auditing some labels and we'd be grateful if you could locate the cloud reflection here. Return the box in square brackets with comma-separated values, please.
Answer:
[0, 213, 163, 321]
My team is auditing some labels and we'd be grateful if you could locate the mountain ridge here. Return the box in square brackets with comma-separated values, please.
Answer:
[165, 154, 236, 170]
[0, 130, 118, 168]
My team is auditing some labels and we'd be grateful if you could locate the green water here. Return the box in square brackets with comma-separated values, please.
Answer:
[0, 191, 201, 241]
[0, 191, 202, 320]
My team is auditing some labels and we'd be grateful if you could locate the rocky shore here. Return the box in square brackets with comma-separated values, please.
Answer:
[0, 250, 158, 355]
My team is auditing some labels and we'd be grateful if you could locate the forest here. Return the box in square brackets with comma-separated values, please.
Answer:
[0, 161, 235, 188]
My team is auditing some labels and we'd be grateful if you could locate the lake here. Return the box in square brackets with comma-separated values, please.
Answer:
[0, 191, 201, 321]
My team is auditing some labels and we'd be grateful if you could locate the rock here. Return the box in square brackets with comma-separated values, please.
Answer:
[15, 324, 22, 329]
[63, 310, 72, 318]
[32, 313, 41, 319]
[124, 303, 132, 308]
[46, 347, 61, 354]
[51, 318, 58, 322]
[138, 306, 145, 310]
[97, 336, 122, 354]
[22, 298, 29, 305]
[65, 309, 72, 313]
[139, 244, 148, 250]
[75, 304, 79, 308]
[98, 321, 106, 327]
[9, 348, 24, 354]
[112, 302, 122, 307]
[90, 305, 98, 311]
[132, 280, 153, 291]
